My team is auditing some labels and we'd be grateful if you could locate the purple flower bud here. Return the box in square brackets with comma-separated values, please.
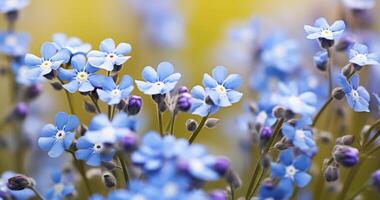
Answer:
[333, 145, 359, 167]
[122, 133, 138, 151]
[7, 175, 33, 190]
[213, 157, 230, 175]
[177, 92, 192, 112]
[209, 190, 227, 200]
[371, 169, 380, 192]
[26, 84, 43, 100]
[260, 127, 272, 140]
[127, 96, 142, 115]
[176, 160, 189, 172]
[14, 102, 28, 119]
[178, 86, 189, 94]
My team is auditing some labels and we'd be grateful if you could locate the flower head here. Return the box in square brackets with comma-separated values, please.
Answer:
[75, 136, 116, 166]
[304, 17, 345, 41]
[135, 62, 181, 95]
[52, 33, 91, 55]
[58, 54, 104, 93]
[87, 38, 131, 71]
[338, 74, 370, 112]
[97, 75, 134, 105]
[38, 112, 79, 158]
[258, 178, 292, 200]
[342, 0, 375, 10]
[0, 0, 29, 13]
[0, 31, 29, 57]
[190, 85, 219, 117]
[348, 43, 380, 67]
[203, 66, 242, 107]
[25, 42, 70, 76]
[45, 170, 75, 200]
[11, 59, 43, 86]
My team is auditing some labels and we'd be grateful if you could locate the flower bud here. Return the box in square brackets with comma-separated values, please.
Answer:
[336, 135, 355, 145]
[259, 127, 272, 146]
[7, 175, 33, 190]
[319, 38, 334, 49]
[318, 131, 333, 144]
[186, 119, 198, 132]
[213, 157, 230, 176]
[25, 84, 43, 100]
[370, 169, 380, 193]
[84, 101, 97, 113]
[6, 11, 18, 24]
[248, 101, 258, 114]
[50, 82, 63, 91]
[122, 133, 138, 152]
[205, 118, 219, 129]
[102, 161, 118, 171]
[178, 86, 189, 94]
[116, 100, 127, 110]
[13, 102, 28, 119]
[176, 92, 192, 112]
[43, 70, 56, 80]
[324, 162, 339, 182]
[272, 106, 285, 119]
[313, 50, 328, 71]
[333, 145, 359, 167]
[127, 96, 142, 115]
[342, 64, 353, 77]
[332, 87, 345, 100]
[261, 154, 271, 169]
[225, 169, 242, 189]
[205, 96, 215, 105]
[102, 173, 116, 188]
[209, 190, 227, 200]
[274, 137, 291, 151]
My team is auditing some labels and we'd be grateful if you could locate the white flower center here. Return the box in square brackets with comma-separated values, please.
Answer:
[41, 60, 52, 69]
[153, 81, 165, 90]
[273, 45, 286, 58]
[110, 89, 121, 98]
[350, 90, 360, 101]
[288, 96, 303, 109]
[163, 182, 178, 197]
[355, 53, 367, 61]
[320, 29, 333, 38]
[131, 195, 146, 200]
[106, 53, 118, 62]
[6, 0, 17, 7]
[190, 159, 205, 172]
[285, 165, 298, 179]
[296, 130, 305, 139]
[55, 130, 66, 139]
[216, 85, 227, 95]
[76, 71, 89, 82]
[5, 35, 17, 46]
[54, 183, 64, 194]
[101, 126, 115, 136]
[93, 143, 104, 153]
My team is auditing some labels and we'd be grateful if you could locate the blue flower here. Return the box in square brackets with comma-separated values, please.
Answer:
[0, 0, 29, 13]
[282, 117, 318, 156]
[97, 75, 134, 105]
[25, 42, 70, 76]
[338, 74, 370, 112]
[135, 62, 181, 95]
[342, 0, 375, 10]
[348, 43, 380, 67]
[87, 38, 131, 71]
[11, 59, 43, 86]
[313, 50, 328, 71]
[304, 17, 345, 40]
[0, 171, 34, 200]
[258, 179, 293, 200]
[75, 136, 116, 166]
[85, 113, 136, 144]
[52, 33, 91, 55]
[271, 149, 312, 188]
[0, 31, 29, 57]
[45, 170, 75, 200]
[190, 85, 219, 117]
[58, 54, 104, 93]
[203, 66, 243, 107]
[38, 112, 79, 158]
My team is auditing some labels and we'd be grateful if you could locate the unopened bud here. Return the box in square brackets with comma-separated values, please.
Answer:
[274, 137, 291, 150]
[225, 169, 242, 189]
[259, 127, 272, 147]
[50, 82, 63, 91]
[205, 118, 219, 129]
[318, 131, 333, 144]
[176, 92, 192, 112]
[210, 190, 227, 200]
[178, 86, 189, 94]
[13, 102, 28, 119]
[336, 135, 355, 145]
[116, 100, 127, 110]
[7, 175, 33, 190]
[186, 119, 198, 132]
[122, 133, 138, 151]
[332, 87, 345, 100]
[84, 101, 97, 113]
[335, 36, 354, 52]
[127, 96, 142, 115]
[313, 50, 328, 71]
[324, 162, 339, 182]
[342, 64, 353, 77]
[370, 169, 380, 193]
[272, 106, 285, 119]
[25, 84, 43, 100]
[319, 38, 334, 49]
[102, 173, 116, 188]
[213, 157, 230, 176]
[333, 145, 359, 167]
[261, 154, 271, 169]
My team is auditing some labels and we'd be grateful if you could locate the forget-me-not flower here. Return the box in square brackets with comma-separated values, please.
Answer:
[258, 178, 292, 200]
[135, 62, 181, 95]
[0, 31, 29, 57]
[75, 136, 116, 166]
[342, 0, 375, 10]
[271, 149, 312, 188]
[45, 170, 75, 200]
[190, 85, 219, 117]
[203, 66, 242, 107]
[0, 0, 29, 13]
[348, 43, 380, 67]
[38, 112, 79, 158]
[12, 60, 43, 86]
[304, 17, 345, 41]
[97, 75, 134, 105]
[25, 42, 70, 76]
[87, 38, 131, 71]
[52, 33, 91, 55]
[338, 74, 370, 112]
[58, 54, 104, 93]
[278, 82, 317, 116]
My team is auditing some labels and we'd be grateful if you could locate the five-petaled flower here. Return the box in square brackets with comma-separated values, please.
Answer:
[97, 75, 134, 105]
[304, 17, 345, 41]
[135, 62, 181, 95]
[52, 33, 92, 56]
[338, 74, 370, 112]
[0, 31, 29, 57]
[87, 38, 131, 71]
[45, 170, 75, 200]
[203, 66, 243, 107]
[190, 85, 219, 117]
[348, 43, 380, 68]
[75, 136, 116, 166]
[38, 112, 79, 158]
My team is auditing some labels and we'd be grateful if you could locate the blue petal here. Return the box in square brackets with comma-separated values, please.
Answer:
[350, 74, 360, 89]
[202, 74, 218, 88]
[294, 155, 311, 171]
[48, 140, 65, 158]
[38, 137, 55, 151]
[97, 89, 112, 103]
[55, 112, 68, 130]
[76, 137, 93, 149]
[294, 172, 312, 188]
[212, 66, 228, 84]
[100, 38, 115, 53]
[115, 43, 132, 55]
[227, 90, 243, 104]
[41, 42, 58, 59]
[88, 74, 105, 88]
[314, 17, 329, 28]
[111, 113, 128, 128]
[63, 81, 80, 93]
[79, 81, 95, 92]
[41, 124, 57, 137]
[357, 86, 370, 102]
[64, 115, 79, 132]
[330, 20, 345, 32]
[282, 124, 295, 140]
[142, 66, 158, 82]
[157, 62, 175, 80]
[87, 153, 101, 166]
[119, 75, 133, 89]
[353, 43, 368, 54]
[88, 114, 110, 130]
[71, 54, 87, 71]
[279, 149, 294, 165]
[24, 54, 42, 66]
[58, 68, 76, 81]
[338, 74, 351, 93]
[63, 132, 75, 149]
[223, 74, 241, 89]
[191, 85, 206, 100]
[75, 149, 93, 160]
[270, 163, 286, 178]
[102, 76, 117, 91]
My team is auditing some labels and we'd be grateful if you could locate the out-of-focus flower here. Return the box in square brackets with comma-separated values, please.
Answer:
[52, 33, 91, 55]
[0, 31, 29, 56]
[75, 136, 116, 166]
[370, 169, 380, 193]
[45, 171, 75, 200]
[11, 60, 43, 86]
[190, 85, 219, 117]
[203, 66, 243, 107]
[258, 178, 292, 200]
[304, 17, 345, 41]
[135, 62, 181, 95]
[342, 0, 375, 10]
[0, 171, 34, 200]
[87, 38, 131, 71]
[313, 50, 328, 71]
[338, 74, 370, 112]
[58, 54, 104, 93]
[97, 75, 134, 105]
[348, 43, 380, 67]
[0, 0, 29, 13]
[38, 112, 79, 158]
[25, 42, 70, 76]
[270, 149, 312, 188]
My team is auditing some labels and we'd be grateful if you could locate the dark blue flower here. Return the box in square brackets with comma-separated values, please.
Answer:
[38, 112, 79, 158]
[87, 38, 131, 71]
[190, 85, 219, 117]
[203, 66, 242, 107]
[338, 74, 370, 112]
[0, 31, 29, 57]
[304, 17, 345, 40]
[135, 62, 181, 95]
[97, 75, 134, 105]
[75, 136, 116, 166]
[348, 43, 380, 67]
[52, 33, 91, 55]
[45, 170, 75, 200]
[0, 0, 29, 13]
[58, 54, 104, 93]
[271, 149, 312, 188]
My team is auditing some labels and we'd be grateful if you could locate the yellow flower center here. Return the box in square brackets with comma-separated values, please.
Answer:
[320, 29, 333, 38]
[41, 61, 52, 69]
[76, 72, 89, 82]
[216, 85, 227, 95]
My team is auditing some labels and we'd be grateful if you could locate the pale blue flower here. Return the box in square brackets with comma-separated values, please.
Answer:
[45, 170, 75, 200]
[203, 66, 243, 107]
[342, 0, 375, 10]
[135, 62, 181, 95]
[338, 74, 370, 112]
[349, 43, 380, 67]
[0, 0, 29, 13]
[190, 85, 219, 117]
[52, 33, 91, 55]
[304, 17, 345, 40]
[97, 75, 134, 105]
[75, 136, 116, 166]
[11, 59, 43, 86]
[87, 38, 131, 71]
[0, 31, 29, 57]
[278, 82, 317, 116]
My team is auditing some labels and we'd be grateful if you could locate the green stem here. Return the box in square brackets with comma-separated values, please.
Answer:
[58, 79, 75, 115]
[249, 167, 266, 199]
[89, 95, 101, 113]
[230, 183, 235, 200]
[362, 119, 380, 151]
[327, 49, 333, 95]
[157, 104, 163, 136]
[117, 153, 130, 187]
[337, 161, 364, 200]
[29, 187, 44, 200]
[169, 112, 176, 135]
[188, 115, 209, 144]
[312, 97, 334, 127]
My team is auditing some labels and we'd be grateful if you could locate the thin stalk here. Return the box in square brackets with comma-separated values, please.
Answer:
[312, 97, 334, 127]
[117, 153, 130, 187]
[188, 114, 209, 144]
[157, 104, 163, 136]
[111, 106, 116, 119]
[327, 49, 333, 95]
[108, 105, 112, 119]
[249, 167, 266, 199]
[89, 95, 101, 113]
[230, 183, 235, 200]
[337, 160, 364, 200]
[169, 112, 176, 135]
[362, 119, 380, 151]
[58, 79, 75, 115]
[29, 187, 44, 200]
